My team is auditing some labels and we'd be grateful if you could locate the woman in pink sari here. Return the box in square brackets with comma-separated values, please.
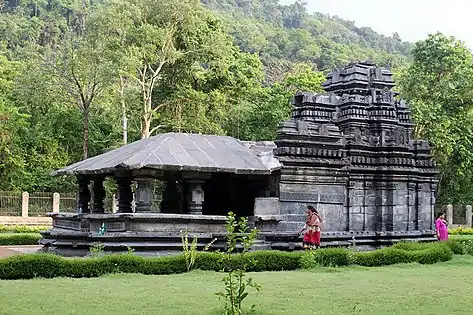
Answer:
[435, 212, 448, 241]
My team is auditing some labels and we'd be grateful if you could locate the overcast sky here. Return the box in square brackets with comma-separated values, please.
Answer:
[280, 0, 472, 49]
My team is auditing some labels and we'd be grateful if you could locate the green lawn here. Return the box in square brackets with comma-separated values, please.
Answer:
[1, 256, 473, 315]
[451, 234, 473, 240]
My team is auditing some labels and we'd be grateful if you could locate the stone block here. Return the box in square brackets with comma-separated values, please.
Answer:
[254, 197, 280, 216]
[349, 213, 364, 230]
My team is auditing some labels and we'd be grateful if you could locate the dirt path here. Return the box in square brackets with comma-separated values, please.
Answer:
[0, 245, 41, 258]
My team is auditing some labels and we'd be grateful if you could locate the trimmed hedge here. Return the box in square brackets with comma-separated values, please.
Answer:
[195, 251, 304, 272]
[0, 242, 461, 280]
[0, 225, 49, 234]
[354, 243, 452, 267]
[301, 248, 353, 268]
[0, 233, 41, 245]
[450, 227, 473, 235]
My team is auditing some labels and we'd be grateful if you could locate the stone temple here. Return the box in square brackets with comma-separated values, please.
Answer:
[41, 61, 438, 256]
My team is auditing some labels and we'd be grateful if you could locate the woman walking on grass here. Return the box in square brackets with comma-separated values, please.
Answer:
[299, 205, 322, 249]
[435, 212, 448, 241]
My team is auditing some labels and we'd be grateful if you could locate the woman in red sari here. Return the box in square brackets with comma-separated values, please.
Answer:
[299, 205, 322, 249]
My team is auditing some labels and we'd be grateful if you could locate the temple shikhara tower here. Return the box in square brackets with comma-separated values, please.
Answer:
[42, 61, 438, 256]
[274, 61, 438, 245]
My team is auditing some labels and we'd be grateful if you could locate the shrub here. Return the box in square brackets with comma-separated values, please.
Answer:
[301, 248, 352, 268]
[414, 245, 453, 264]
[0, 225, 49, 234]
[0, 254, 65, 280]
[245, 251, 304, 272]
[355, 247, 414, 267]
[392, 241, 433, 251]
[0, 233, 41, 245]
[141, 255, 187, 275]
[355, 243, 453, 267]
[449, 227, 473, 235]
[444, 239, 464, 255]
[0, 242, 457, 280]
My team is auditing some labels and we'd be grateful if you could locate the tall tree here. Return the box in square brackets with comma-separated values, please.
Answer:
[397, 33, 473, 204]
[43, 27, 116, 159]
[93, 0, 235, 139]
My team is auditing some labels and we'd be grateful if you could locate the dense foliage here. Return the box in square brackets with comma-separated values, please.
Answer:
[397, 33, 473, 204]
[0, 0, 412, 192]
[202, 0, 411, 76]
[1, 0, 473, 204]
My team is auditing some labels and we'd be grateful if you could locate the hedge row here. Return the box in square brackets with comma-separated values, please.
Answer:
[450, 227, 473, 235]
[0, 233, 41, 246]
[0, 251, 303, 280]
[300, 242, 454, 268]
[0, 241, 463, 280]
[0, 225, 49, 234]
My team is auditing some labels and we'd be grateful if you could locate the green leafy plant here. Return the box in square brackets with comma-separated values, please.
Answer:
[126, 246, 135, 254]
[215, 212, 261, 315]
[90, 242, 105, 257]
[0, 225, 50, 234]
[180, 230, 216, 272]
[450, 227, 473, 235]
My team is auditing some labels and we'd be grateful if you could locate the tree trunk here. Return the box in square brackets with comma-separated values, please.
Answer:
[141, 113, 150, 139]
[122, 107, 128, 145]
[120, 77, 127, 144]
[140, 91, 152, 139]
[83, 110, 89, 160]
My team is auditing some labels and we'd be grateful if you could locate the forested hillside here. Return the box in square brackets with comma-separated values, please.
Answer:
[202, 0, 411, 77]
[1, 0, 473, 206]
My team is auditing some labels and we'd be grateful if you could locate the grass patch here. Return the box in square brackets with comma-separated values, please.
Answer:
[0, 256, 472, 315]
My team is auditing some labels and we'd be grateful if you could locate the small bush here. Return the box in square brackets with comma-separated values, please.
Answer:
[392, 241, 432, 251]
[450, 227, 473, 235]
[355, 243, 453, 267]
[302, 248, 352, 268]
[0, 233, 41, 245]
[444, 239, 464, 255]
[414, 245, 453, 264]
[0, 225, 49, 234]
[0, 254, 65, 280]
[141, 255, 187, 275]
[456, 239, 473, 255]
[245, 251, 303, 271]
[355, 247, 414, 267]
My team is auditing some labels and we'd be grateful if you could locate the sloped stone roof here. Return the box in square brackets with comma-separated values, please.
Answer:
[52, 133, 281, 176]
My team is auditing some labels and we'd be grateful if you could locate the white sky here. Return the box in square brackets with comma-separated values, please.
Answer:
[280, 0, 472, 49]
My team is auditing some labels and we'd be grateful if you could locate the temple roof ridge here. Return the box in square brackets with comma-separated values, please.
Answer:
[52, 132, 281, 176]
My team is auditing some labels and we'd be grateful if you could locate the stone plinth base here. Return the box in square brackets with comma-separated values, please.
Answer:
[263, 230, 437, 251]
[40, 212, 230, 256]
[40, 213, 437, 257]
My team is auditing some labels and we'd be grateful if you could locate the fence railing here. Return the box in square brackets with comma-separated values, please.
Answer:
[0, 191, 77, 217]
[437, 204, 472, 228]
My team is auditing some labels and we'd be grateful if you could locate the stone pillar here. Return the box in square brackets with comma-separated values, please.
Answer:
[135, 178, 153, 213]
[466, 205, 472, 228]
[116, 177, 133, 213]
[187, 180, 205, 215]
[111, 194, 118, 213]
[77, 176, 91, 213]
[52, 193, 60, 213]
[446, 204, 453, 225]
[21, 192, 29, 218]
[92, 177, 106, 213]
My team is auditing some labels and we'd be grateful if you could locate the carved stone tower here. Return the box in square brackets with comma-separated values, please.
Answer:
[274, 61, 438, 245]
